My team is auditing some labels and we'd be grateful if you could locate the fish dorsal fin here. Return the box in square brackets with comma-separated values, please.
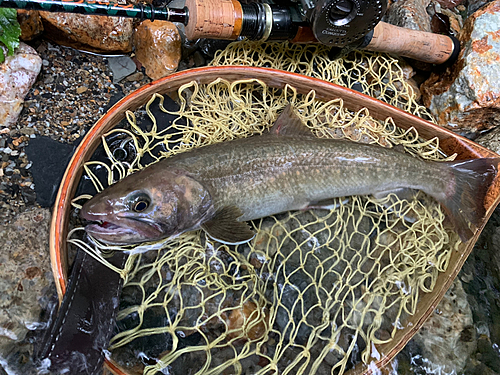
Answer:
[201, 206, 255, 245]
[270, 104, 314, 137]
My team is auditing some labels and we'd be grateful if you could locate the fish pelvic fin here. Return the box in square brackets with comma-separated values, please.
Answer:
[270, 104, 315, 137]
[441, 157, 500, 242]
[201, 206, 255, 245]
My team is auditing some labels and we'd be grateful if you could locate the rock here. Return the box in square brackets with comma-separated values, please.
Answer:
[39, 12, 133, 53]
[435, 0, 466, 9]
[126, 71, 144, 82]
[19, 127, 36, 136]
[467, 0, 495, 16]
[476, 126, 500, 154]
[17, 10, 44, 41]
[440, 8, 463, 34]
[0, 207, 54, 374]
[409, 278, 476, 373]
[76, 86, 88, 94]
[385, 0, 432, 32]
[108, 55, 136, 84]
[225, 301, 269, 341]
[134, 20, 181, 80]
[198, 39, 233, 59]
[421, 0, 500, 137]
[0, 43, 42, 129]
[193, 50, 206, 67]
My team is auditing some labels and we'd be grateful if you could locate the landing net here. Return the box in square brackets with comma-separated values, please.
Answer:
[69, 45, 459, 375]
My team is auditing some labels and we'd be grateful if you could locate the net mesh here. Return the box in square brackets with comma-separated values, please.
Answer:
[210, 42, 433, 120]
[68, 45, 460, 375]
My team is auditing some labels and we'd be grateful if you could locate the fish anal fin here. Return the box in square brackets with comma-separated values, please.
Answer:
[270, 104, 314, 137]
[201, 206, 255, 245]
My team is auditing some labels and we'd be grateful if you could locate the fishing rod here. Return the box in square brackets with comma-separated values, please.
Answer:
[1, 0, 460, 62]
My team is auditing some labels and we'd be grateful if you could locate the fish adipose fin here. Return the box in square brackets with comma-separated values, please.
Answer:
[441, 157, 500, 242]
[201, 206, 255, 245]
[270, 104, 315, 137]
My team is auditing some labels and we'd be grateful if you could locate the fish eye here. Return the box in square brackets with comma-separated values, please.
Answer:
[130, 193, 151, 213]
[133, 200, 149, 212]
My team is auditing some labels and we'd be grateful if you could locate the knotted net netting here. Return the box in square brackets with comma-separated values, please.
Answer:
[69, 44, 460, 375]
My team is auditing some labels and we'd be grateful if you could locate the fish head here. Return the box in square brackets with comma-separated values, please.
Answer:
[80, 166, 213, 245]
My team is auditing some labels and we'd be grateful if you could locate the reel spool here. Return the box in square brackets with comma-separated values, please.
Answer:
[301, 0, 386, 46]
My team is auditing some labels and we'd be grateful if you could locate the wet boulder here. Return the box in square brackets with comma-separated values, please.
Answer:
[421, 0, 500, 137]
[134, 20, 181, 80]
[0, 43, 42, 128]
[39, 12, 133, 53]
[17, 10, 44, 41]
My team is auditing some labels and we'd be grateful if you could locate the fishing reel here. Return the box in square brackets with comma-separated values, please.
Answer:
[182, 0, 458, 63]
[294, 0, 386, 47]
[1, 0, 459, 63]
[183, 0, 387, 48]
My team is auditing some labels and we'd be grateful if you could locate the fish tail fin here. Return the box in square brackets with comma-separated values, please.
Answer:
[441, 157, 500, 242]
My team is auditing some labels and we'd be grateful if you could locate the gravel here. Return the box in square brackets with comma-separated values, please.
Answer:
[0, 40, 152, 226]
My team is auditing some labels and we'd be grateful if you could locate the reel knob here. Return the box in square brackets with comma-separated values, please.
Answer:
[327, 0, 357, 26]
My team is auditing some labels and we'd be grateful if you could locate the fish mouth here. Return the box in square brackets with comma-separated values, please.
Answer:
[80, 212, 164, 245]
[84, 220, 126, 234]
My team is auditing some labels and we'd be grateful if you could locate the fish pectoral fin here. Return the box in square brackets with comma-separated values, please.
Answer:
[269, 104, 315, 137]
[372, 188, 420, 223]
[201, 206, 255, 245]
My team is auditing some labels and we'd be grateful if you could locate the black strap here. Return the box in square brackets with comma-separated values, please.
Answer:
[36, 249, 128, 375]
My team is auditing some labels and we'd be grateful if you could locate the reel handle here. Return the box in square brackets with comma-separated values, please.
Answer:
[364, 21, 460, 64]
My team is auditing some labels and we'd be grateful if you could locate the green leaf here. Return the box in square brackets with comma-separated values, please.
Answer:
[0, 8, 21, 64]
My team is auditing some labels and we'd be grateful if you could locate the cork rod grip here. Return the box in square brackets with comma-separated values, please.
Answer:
[185, 0, 243, 40]
[365, 21, 458, 64]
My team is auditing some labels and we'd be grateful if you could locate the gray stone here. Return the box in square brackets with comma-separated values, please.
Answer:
[0, 207, 54, 373]
[107, 56, 136, 84]
[386, 0, 432, 32]
[410, 278, 476, 373]
[19, 127, 35, 136]
[476, 126, 500, 154]
[467, 0, 494, 15]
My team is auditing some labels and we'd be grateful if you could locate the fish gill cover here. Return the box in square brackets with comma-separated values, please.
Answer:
[68, 45, 458, 375]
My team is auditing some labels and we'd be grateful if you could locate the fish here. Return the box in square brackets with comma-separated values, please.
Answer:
[80, 105, 499, 245]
